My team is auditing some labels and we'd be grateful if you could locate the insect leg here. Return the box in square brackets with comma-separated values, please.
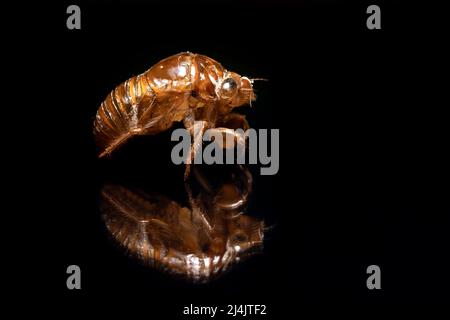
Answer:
[183, 120, 215, 231]
[216, 113, 250, 131]
[184, 120, 209, 181]
[98, 131, 135, 158]
[204, 127, 246, 153]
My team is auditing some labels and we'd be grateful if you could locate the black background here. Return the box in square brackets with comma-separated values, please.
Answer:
[15, 0, 449, 316]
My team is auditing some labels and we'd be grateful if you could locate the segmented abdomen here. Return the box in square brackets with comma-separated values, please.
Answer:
[94, 73, 158, 157]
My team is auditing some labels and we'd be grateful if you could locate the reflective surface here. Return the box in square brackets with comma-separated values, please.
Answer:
[100, 165, 264, 282]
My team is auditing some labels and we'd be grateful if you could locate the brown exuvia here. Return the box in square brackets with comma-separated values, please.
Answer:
[93, 52, 261, 178]
[100, 166, 264, 282]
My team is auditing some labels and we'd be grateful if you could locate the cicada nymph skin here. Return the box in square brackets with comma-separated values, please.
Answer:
[93, 52, 257, 160]
[100, 166, 264, 282]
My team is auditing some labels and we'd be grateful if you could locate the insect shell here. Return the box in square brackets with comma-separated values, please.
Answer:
[100, 180, 264, 282]
[93, 52, 257, 158]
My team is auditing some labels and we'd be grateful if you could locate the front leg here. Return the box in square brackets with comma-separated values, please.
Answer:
[210, 113, 250, 156]
[183, 120, 214, 232]
[216, 112, 250, 131]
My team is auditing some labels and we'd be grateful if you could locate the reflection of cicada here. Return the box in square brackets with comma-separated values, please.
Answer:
[94, 52, 261, 177]
[100, 166, 264, 282]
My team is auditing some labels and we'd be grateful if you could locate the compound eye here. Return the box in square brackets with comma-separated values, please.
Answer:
[230, 231, 248, 245]
[220, 77, 238, 99]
